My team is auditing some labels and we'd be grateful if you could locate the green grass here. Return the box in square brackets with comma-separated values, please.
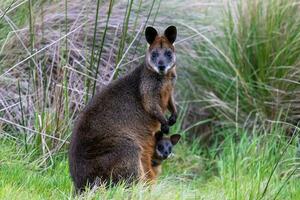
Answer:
[0, 0, 44, 46]
[0, 1, 26, 44]
[0, 141, 71, 199]
[187, 0, 300, 127]
[1, 125, 299, 199]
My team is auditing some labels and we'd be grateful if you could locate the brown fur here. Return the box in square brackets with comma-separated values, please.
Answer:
[149, 36, 175, 51]
[69, 29, 177, 192]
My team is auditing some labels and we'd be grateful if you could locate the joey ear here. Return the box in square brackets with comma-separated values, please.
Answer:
[155, 131, 163, 141]
[164, 26, 177, 44]
[170, 134, 181, 145]
[145, 26, 158, 44]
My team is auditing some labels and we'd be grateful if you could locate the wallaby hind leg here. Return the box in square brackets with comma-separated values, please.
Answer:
[107, 149, 142, 186]
[76, 143, 143, 191]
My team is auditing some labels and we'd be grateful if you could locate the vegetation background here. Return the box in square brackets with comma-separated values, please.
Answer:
[0, 0, 299, 199]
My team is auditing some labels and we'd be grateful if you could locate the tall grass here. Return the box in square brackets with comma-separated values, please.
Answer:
[92, 0, 114, 97]
[187, 0, 300, 129]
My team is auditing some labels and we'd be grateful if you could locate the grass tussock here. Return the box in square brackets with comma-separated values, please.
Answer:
[187, 0, 300, 129]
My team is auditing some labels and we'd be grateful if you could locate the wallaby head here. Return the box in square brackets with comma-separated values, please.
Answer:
[154, 131, 181, 160]
[145, 26, 177, 75]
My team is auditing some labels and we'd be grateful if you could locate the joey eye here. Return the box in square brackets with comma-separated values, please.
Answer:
[157, 144, 163, 151]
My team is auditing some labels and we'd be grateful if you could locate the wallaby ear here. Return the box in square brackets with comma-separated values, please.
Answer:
[170, 134, 181, 145]
[164, 26, 177, 44]
[155, 131, 163, 141]
[145, 26, 158, 44]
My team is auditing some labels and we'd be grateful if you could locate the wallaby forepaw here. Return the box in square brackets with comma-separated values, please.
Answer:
[161, 124, 169, 134]
[168, 114, 177, 126]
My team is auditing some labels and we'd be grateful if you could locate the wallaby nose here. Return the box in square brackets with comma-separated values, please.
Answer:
[158, 61, 165, 71]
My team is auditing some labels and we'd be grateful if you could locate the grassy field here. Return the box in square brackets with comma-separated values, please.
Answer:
[1, 0, 300, 199]
[1, 126, 299, 199]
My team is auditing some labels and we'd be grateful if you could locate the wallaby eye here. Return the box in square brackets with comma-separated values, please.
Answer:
[151, 51, 158, 59]
[165, 51, 172, 59]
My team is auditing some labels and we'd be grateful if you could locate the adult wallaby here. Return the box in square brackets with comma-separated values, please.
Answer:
[69, 26, 178, 192]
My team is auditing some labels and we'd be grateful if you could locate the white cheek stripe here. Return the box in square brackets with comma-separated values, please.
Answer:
[166, 54, 176, 70]
[169, 153, 175, 158]
[146, 54, 160, 73]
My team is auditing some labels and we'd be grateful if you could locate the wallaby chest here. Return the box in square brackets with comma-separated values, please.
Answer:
[159, 71, 176, 112]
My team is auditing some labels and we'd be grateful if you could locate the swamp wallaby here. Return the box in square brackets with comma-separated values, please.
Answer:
[69, 26, 178, 192]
